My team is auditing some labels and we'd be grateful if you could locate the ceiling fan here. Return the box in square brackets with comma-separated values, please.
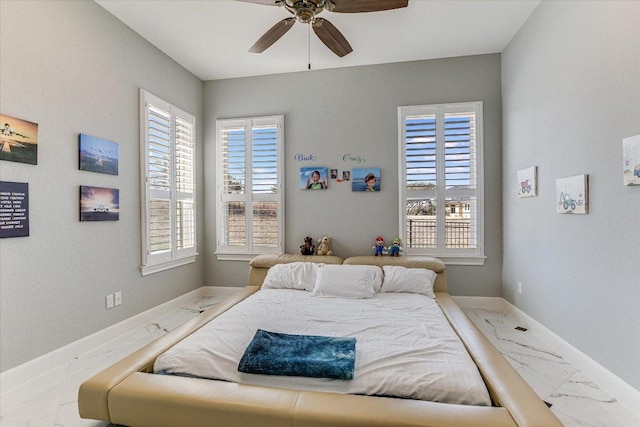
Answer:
[239, 0, 409, 57]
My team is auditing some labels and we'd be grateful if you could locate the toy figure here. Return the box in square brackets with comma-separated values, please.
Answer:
[317, 236, 333, 256]
[300, 236, 315, 255]
[372, 236, 386, 256]
[388, 236, 403, 257]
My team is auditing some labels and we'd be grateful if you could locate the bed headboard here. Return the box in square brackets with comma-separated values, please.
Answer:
[248, 254, 447, 293]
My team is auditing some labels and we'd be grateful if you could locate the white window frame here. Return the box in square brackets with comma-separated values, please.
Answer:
[140, 89, 198, 275]
[216, 115, 284, 261]
[398, 101, 485, 265]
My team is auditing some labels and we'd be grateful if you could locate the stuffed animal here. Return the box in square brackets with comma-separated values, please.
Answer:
[316, 236, 333, 256]
[372, 236, 386, 256]
[300, 236, 315, 255]
[388, 236, 404, 257]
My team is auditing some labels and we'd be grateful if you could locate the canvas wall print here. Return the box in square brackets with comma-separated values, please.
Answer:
[80, 186, 120, 221]
[517, 166, 537, 197]
[0, 114, 38, 165]
[0, 181, 29, 238]
[352, 168, 381, 192]
[623, 134, 640, 186]
[300, 167, 328, 190]
[79, 133, 119, 175]
[556, 175, 588, 214]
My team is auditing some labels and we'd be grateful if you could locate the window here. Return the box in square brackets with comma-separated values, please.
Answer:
[398, 102, 485, 265]
[216, 116, 284, 260]
[140, 89, 197, 275]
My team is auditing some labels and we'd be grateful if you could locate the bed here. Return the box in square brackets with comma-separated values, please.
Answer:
[79, 254, 562, 427]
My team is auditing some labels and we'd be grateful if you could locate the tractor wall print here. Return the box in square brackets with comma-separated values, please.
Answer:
[517, 166, 537, 198]
[556, 175, 589, 214]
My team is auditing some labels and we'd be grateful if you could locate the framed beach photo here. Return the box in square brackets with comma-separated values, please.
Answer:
[79, 134, 119, 175]
[0, 114, 38, 165]
[517, 166, 537, 198]
[80, 186, 120, 221]
[352, 168, 381, 192]
[556, 175, 588, 214]
[300, 167, 328, 190]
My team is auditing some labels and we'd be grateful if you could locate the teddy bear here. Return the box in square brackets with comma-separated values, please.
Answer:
[300, 236, 315, 255]
[316, 236, 333, 256]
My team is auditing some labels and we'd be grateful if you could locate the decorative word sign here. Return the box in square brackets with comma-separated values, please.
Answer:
[0, 181, 29, 238]
[293, 154, 317, 162]
[342, 154, 366, 164]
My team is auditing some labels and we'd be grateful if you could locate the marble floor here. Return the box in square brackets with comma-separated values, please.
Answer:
[1, 296, 638, 427]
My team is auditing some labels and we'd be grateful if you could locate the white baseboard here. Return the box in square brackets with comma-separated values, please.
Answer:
[0, 286, 236, 394]
[201, 286, 244, 297]
[499, 298, 640, 419]
[451, 295, 504, 309]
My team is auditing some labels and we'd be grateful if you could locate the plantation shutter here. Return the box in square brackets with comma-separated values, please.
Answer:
[175, 114, 195, 252]
[399, 102, 484, 263]
[141, 90, 197, 274]
[147, 102, 172, 256]
[217, 116, 284, 259]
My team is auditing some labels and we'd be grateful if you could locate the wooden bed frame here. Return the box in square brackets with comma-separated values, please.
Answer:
[79, 254, 562, 427]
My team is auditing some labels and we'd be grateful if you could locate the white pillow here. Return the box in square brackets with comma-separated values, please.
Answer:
[311, 264, 380, 299]
[381, 265, 437, 298]
[262, 262, 318, 291]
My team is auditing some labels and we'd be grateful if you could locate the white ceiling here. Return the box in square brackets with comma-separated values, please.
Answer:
[95, 0, 541, 81]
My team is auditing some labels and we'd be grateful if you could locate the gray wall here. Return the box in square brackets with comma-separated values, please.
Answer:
[0, 0, 204, 372]
[502, 1, 640, 390]
[204, 55, 504, 296]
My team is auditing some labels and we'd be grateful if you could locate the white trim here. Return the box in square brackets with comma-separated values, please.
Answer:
[140, 253, 198, 276]
[501, 299, 640, 419]
[201, 286, 243, 297]
[451, 295, 503, 309]
[0, 286, 235, 394]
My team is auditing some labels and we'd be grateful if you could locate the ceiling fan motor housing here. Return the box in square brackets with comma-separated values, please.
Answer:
[282, 0, 330, 23]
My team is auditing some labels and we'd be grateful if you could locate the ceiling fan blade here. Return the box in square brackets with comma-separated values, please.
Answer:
[236, 0, 279, 6]
[312, 18, 352, 57]
[249, 18, 296, 53]
[330, 0, 408, 13]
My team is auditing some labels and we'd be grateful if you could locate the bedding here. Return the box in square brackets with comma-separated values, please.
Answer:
[153, 288, 492, 406]
[311, 264, 381, 298]
[238, 329, 356, 380]
[381, 265, 437, 297]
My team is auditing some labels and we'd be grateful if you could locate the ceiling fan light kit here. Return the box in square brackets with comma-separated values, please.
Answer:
[242, 0, 408, 57]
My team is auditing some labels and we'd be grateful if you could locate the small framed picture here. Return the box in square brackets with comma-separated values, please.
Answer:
[300, 167, 328, 190]
[352, 168, 381, 192]
[80, 186, 120, 221]
[0, 180, 29, 238]
[342, 170, 351, 181]
[79, 134, 119, 175]
[556, 175, 588, 214]
[330, 168, 338, 179]
[623, 134, 640, 186]
[517, 166, 537, 197]
[0, 113, 38, 165]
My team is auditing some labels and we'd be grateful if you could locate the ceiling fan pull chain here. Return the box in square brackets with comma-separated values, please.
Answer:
[308, 23, 311, 70]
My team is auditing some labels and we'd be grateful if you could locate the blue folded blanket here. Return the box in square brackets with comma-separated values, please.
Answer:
[238, 329, 356, 380]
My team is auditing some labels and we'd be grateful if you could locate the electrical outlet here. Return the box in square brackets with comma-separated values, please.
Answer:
[517, 282, 523, 295]
[106, 294, 114, 309]
[115, 291, 122, 306]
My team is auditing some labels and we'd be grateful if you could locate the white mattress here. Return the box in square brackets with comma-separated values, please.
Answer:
[154, 289, 491, 406]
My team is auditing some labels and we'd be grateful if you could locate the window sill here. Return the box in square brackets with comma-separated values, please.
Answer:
[403, 252, 486, 265]
[215, 251, 283, 262]
[437, 255, 486, 266]
[140, 253, 198, 276]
